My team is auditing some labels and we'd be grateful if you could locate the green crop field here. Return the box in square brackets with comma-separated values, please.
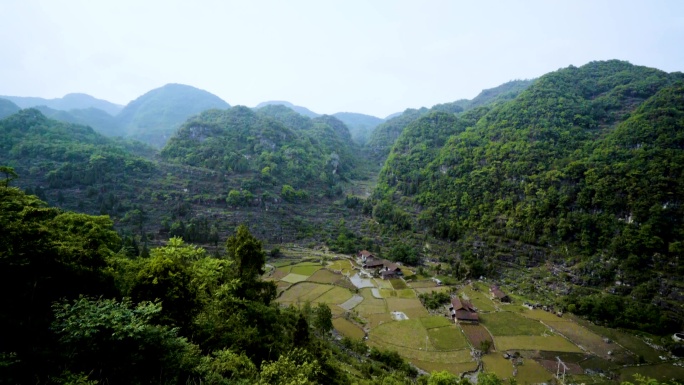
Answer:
[420, 316, 453, 329]
[428, 326, 470, 350]
[369, 319, 429, 350]
[328, 259, 353, 275]
[518, 308, 568, 322]
[290, 263, 323, 276]
[515, 358, 553, 384]
[386, 297, 429, 319]
[409, 280, 437, 289]
[307, 269, 341, 284]
[281, 273, 310, 283]
[368, 313, 393, 329]
[574, 317, 662, 363]
[479, 311, 549, 336]
[483, 354, 514, 379]
[374, 279, 393, 289]
[277, 282, 332, 303]
[415, 286, 451, 295]
[461, 286, 496, 312]
[333, 317, 365, 340]
[313, 286, 353, 305]
[545, 320, 619, 358]
[389, 278, 408, 290]
[379, 288, 416, 298]
[495, 336, 582, 352]
[354, 292, 387, 316]
[619, 363, 684, 383]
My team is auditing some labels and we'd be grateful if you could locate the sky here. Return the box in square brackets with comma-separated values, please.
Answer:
[1, 0, 683, 118]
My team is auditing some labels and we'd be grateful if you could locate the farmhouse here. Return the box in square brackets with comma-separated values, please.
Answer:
[357, 250, 375, 262]
[363, 257, 403, 278]
[449, 297, 479, 323]
[490, 285, 510, 303]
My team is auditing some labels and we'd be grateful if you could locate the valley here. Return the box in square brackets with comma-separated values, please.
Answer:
[1, 59, 683, 383]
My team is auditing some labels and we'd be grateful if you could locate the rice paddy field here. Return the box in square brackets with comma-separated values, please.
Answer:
[269, 254, 683, 383]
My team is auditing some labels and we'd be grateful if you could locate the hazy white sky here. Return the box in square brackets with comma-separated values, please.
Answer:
[1, 0, 682, 117]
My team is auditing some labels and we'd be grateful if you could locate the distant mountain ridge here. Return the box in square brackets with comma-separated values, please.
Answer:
[0, 92, 124, 116]
[255, 100, 320, 118]
[116, 83, 230, 147]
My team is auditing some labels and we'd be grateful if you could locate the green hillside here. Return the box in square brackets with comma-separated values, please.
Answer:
[373, 60, 684, 329]
[34, 105, 122, 137]
[0, 98, 20, 119]
[117, 83, 230, 147]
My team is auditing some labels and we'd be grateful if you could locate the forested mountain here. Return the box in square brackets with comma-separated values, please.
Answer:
[34, 105, 121, 137]
[332, 112, 384, 145]
[117, 83, 230, 147]
[0, 92, 123, 115]
[373, 60, 684, 328]
[161, 106, 359, 197]
[0, 98, 20, 118]
[366, 80, 534, 162]
[256, 100, 320, 118]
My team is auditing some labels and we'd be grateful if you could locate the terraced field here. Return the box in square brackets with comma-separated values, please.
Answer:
[269, 255, 684, 382]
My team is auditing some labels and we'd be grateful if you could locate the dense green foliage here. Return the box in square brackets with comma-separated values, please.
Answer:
[374, 60, 684, 330]
[117, 83, 231, 147]
[256, 100, 320, 118]
[0, 183, 428, 384]
[162, 105, 359, 196]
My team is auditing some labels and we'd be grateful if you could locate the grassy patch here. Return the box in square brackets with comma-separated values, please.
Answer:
[370, 319, 429, 350]
[409, 280, 437, 289]
[574, 317, 662, 363]
[328, 259, 353, 275]
[428, 326, 470, 350]
[415, 286, 452, 295]
[389, 278, 407, 290]
[333, 317, 365, 340]
[461, 286, 496, 312]
[483, 354, 514, 379]
[355, 288, 387, 316]
[515, 358, 553, 384]
[281, 273, 310, 283]
[480, 311, 549, 336]
[495, 336, 582, 352]
[420, 316, 453, 329]
[386, 297, 429, 319]
[618, 363, 684, 382]
[374, 279, 393, 289]
[461, 323, 492, 349]
[379, 288, 416, 299]
[313, 286, 353, 305]
[290, 263, 323, 276]
[413, 360, 478, 376]
[545, 320, 620, 358]
[277, 282, 332, 303]
[307, 269, 341, 284]
[368, 313, 393, 329]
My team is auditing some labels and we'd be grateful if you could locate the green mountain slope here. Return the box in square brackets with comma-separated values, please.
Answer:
[0, 92, 123, 115]
[332, 112, 384, 145]
[117, 83, 230, 147]
[374, 60, 684, 328]
[255, 100, 320, 118]
[0, 98, 20, 119]
[366, 80, 534, 163]
[34, 105, 122, 137]
[161, 106, 357, 197]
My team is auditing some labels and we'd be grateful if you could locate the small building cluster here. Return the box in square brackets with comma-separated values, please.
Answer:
[357, 250, 402, 280]
[490, 285, 510, 303]
[449, 297, 479, 323]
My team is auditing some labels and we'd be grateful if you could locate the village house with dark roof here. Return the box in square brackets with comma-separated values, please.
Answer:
[449, 297, 479, 323]
[362, 257, 402, 279]
[490, 285, 510, 303]
[357, 250, 375, 262]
